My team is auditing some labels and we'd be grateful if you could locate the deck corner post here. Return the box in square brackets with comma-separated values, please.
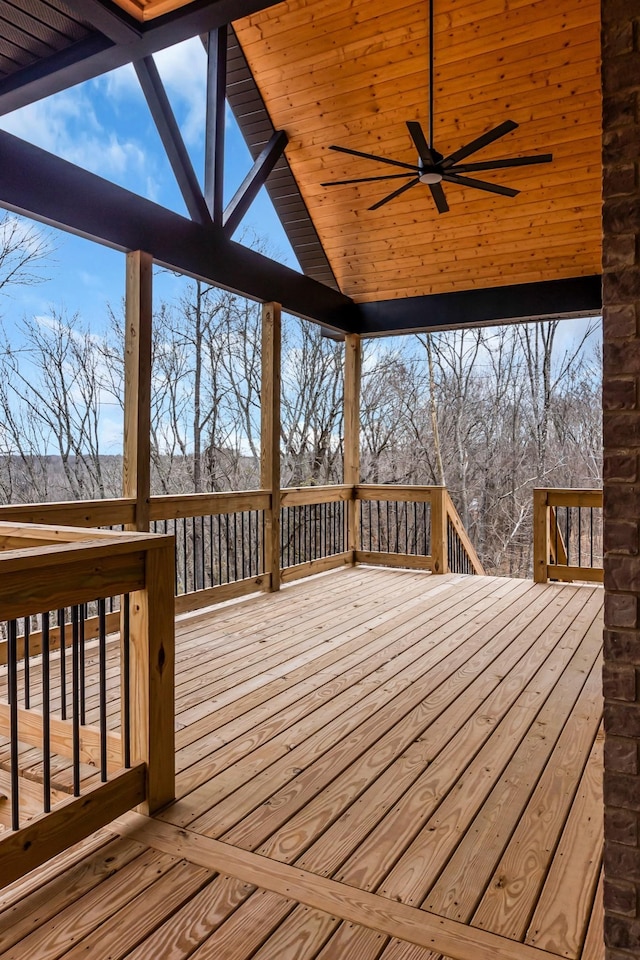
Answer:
[533, 488, 549, 583]
[123, 250, 153, 534]
[430, 486, 448, 574]
[344, 333, 361, 559]
[129, 538, 175, 815]
[261, 301, 282, 591]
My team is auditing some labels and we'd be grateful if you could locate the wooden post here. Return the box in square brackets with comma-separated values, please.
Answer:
[123, 251, 153, 533]
[344, 334, 361, 558]
[533, 488, 549, 583]
[261, 302, 281, 591]
[129, 539, 175, 814]
[430, 486, 448, 574]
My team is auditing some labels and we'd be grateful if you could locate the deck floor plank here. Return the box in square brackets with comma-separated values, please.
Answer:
[0, 569, 604, 960]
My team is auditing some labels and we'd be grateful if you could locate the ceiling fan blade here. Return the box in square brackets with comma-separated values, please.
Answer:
[406, 121, 436, 166]
[441, 120, 519, 169]
[443, 172, 520, 198]
[369, 178, 421, 210]
[429, 181, 449, 213]
[452, 153, 553, 173]
[329, 144, 417, 171]
[321, 172, 418, 187]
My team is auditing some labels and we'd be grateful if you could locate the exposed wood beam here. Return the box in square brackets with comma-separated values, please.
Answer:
[134, 56, 211, 225]
[357, 277, 603, 336]
[0, 129, 357, 331]
[0, 0, 284, 116]
[60, 0, 142, 43]
[223, 130, 289, 238]
[204, 25, 227, 224]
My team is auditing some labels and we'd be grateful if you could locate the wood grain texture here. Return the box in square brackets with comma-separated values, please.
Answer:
[0, 569, 603, 960]
[261, 302, 282, 592]
[123, 250, 152, 533]
[233, 0, 601, 302]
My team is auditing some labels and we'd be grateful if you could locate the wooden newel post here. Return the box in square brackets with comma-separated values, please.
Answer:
[261, 302, 282, 591]
[430, 486, 448, 574]
[129, 538, 175, 814]
[344, 334, 361, 558]
[533, 488, 549, 583]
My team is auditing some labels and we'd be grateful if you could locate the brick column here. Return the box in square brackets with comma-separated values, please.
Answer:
[602, 2, 640, 956]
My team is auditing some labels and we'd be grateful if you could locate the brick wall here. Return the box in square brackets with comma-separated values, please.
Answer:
[603, 1, 640, 956]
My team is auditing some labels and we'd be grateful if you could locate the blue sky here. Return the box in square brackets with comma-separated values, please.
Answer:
[0, 37, 297, 333]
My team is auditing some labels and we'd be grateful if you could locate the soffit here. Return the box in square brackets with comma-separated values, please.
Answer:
[232, 0, 602, 304]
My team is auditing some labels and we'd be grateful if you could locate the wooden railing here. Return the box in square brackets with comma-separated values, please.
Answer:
[355, 485, 485, 575]
[0, 485, 484, 621]
[280, 485, 352, 583]
[0, 521, 175, 887]
[533, 488, 603, 584]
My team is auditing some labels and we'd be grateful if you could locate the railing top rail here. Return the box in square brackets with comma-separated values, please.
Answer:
[356, 484, 440, 503]
[0, 526, 174, 620]
[0, 498, 136, 527]
[535, 487, 602, 508]
[149, 489, 270, 520]
[281, 484, 353, 506]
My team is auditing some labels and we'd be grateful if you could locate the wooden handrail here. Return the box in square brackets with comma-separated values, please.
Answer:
[149, 489, 270, 520]
[445, 493, 485, 575]
[533, 487, 603, 584]
[280, 484, 353, 507]
[0, 523, 175, 884]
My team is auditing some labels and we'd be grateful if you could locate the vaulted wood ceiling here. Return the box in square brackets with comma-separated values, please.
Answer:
[232, 0, 602, 304]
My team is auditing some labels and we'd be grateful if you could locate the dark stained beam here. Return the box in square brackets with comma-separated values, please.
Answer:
[59, 0, 141, 43]
[134, 56, 211, 225]
[204, 25, 227, 224]
[357, 277, 602, 336]
[0, 0, 284, 116]
[0, 129, 357, 332]
[223, 130, 288, 238]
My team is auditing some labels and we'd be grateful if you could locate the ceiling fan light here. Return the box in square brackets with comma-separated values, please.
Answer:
[419, 170, 443, 184]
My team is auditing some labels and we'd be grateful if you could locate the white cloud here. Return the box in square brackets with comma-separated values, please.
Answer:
[0, 88, 146, 184]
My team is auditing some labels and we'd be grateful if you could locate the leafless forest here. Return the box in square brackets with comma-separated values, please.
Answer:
[0, 214, 601, 577]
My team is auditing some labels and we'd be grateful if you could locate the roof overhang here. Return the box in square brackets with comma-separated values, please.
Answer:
[0, 0, 603, 335]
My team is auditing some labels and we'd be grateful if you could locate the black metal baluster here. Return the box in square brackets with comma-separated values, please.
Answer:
[565, 507, 570, 566]
[225, 514, 231, 583]
[58, 608, 67, 720]
[201, 515, 206, 588]
[394, 501, 399, 553]
[23, 616, 30, 710]
[247, 511, 253, 577]
[590, 507, 594, 567]
[182, 517, 188, 594]
[172, 520, 178, 595]
[42, 616, 51, 813]
[123, 594, 131, 769]
[8, 620, 19, 830]
[578, 507, 582, 568]
[98, 599, 107, 782]
[404, 501, 409, 555]
[71, 605, 80, 797]
[80, 604, 86, 725]
[241, 512, 246, 578]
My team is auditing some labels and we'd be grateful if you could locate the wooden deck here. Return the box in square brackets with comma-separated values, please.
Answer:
[0, 568, 604, 960]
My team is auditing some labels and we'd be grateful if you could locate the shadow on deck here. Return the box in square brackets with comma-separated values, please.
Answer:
[0, 567, 604, 960]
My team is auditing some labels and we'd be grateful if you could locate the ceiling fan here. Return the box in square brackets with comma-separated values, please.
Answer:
[321, 0, 553, 214]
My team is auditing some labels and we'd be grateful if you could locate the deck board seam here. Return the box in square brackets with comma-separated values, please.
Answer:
[113, 811, 571, 960]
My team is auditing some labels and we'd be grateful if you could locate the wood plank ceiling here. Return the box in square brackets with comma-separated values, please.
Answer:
[231, 0, 602, 304]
